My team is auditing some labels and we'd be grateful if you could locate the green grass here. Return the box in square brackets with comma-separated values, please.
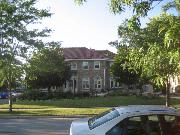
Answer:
[0, 96, 179, 116]
[0, 108, 109, 116]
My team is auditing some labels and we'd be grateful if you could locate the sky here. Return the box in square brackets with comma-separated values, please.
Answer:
[34, 0, 172, 53]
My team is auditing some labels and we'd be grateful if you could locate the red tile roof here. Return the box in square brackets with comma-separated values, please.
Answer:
[63, 47, 115, 59]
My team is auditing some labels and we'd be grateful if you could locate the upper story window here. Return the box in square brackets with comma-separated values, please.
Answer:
[94, 61, 100, 70]
[71, 63, 77, 70]
[82, 62, 89, 70]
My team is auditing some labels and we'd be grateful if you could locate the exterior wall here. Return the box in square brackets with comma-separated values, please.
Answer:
[64, 59, 113, 93]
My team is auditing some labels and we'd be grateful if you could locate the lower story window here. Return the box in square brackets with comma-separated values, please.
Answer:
[82, 78, 90, 89]
[110, 78, 120, 88]
[94, 76, 102, 89]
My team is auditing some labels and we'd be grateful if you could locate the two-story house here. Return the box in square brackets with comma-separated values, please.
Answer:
[62, 47, 119, 93]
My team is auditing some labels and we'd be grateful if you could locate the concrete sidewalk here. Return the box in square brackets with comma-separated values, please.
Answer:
[0, 114, 91, 119]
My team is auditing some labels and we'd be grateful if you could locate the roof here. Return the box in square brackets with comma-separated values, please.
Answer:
[115, 105, 180, 116]
[95, 50, 115, 59]
[63, 47, 115, 59]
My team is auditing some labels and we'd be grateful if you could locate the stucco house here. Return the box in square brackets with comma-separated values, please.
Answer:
[62, 47, 120, 93]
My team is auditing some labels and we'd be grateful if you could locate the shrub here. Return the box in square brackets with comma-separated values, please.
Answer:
[62, 91, 74, 99]
[18, 90, 91, 100]
[74, 92, 90, 98]
[18, 89, 48, 100]
[107, 90, 129, 97]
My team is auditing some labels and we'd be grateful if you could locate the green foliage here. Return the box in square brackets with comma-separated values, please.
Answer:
[163, 0, 180, 13]
[115, 10, 179, 106]
[74, 0, 87, 5]
[0, 0, 52, 111]
[111, 46, 141, 85]
[26, 46, 70, 89]
[107, 90, 129, 96]
[18, 90, 90, 100]
[18, 89, 49, 100]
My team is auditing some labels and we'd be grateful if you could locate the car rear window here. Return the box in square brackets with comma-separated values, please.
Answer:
[88, 108, 120, 130]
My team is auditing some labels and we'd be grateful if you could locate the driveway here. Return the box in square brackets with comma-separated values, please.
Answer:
[0, 118, 75, 135]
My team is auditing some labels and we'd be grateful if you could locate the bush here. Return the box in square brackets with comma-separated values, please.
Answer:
[74, 92, 90, 98]
[107, 90, 129, 97]
[62, 91, 74, 99]
[18, 90, 91, 100]
[18, 89, 48, 100]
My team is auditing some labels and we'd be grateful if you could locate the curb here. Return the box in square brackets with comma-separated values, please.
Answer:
[0, 115, 93, 119]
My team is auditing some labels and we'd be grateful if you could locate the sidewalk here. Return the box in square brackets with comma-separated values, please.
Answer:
[0, 114, 91, 119]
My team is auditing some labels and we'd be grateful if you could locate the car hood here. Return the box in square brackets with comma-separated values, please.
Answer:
[70, 118, 94, 135]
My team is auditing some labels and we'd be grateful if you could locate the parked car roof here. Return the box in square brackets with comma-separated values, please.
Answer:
[115, 105, 180, 116]
[70, 105, 180, 135]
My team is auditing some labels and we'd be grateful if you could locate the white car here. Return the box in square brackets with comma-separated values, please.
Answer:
[70, 105, 180, 135]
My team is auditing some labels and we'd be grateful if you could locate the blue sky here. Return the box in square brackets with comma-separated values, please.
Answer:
[34, 0, 172, 53]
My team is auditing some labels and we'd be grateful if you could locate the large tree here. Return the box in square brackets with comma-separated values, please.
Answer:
[110, 45, 141, 86]
[26, 45, 70, 95]
[0, 0, 52, 112]
[115, 13, 179, 106]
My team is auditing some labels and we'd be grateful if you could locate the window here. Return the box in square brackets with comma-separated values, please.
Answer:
[71, 63, 77, 70]
[107, 115, 161, 135]
[106, 116, 146, 135]
[162, 115, 180, 135]
[94, 61, 100, 69]
[110, 62, 114, 67]
[64, 81, 67, 88]
[126, 116, 146, 135]
[82, 78, 90, 89]
[106, 115, 180, 135]
[110, 78, 120, 88]
[89, 108, 120, 130]
[94, 76, 102, 89]
[115, 82, 119, 88]
[82, 62, 89, 70]
[110, 78, 114, 88]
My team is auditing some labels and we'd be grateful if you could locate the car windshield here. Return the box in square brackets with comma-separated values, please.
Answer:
[88, 108, 120, 130]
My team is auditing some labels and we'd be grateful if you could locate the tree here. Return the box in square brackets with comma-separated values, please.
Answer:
[0, 0, 52, 112]
[26, 45, 70, 95]
[114, 13, 179, 106]
[110, 46, 141, 86]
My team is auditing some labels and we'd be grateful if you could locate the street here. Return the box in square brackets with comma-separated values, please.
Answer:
[0, 118, 74, 135]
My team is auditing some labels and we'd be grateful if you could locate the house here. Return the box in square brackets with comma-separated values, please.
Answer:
[62, 47, 119, 93]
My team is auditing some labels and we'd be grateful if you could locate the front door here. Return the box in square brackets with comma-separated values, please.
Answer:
[71, 76, 77, 93]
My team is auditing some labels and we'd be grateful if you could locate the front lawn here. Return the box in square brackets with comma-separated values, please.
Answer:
[0, 96, 179, 116]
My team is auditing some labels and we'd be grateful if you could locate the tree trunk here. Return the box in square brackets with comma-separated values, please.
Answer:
[165, 78, 170, 107]
[8, 83, 13, 112]
[8, 91, 13, 112]
[47, 86, 52, 99]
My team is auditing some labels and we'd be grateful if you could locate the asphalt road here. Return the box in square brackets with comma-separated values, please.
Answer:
[0, 118, 75, 135]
